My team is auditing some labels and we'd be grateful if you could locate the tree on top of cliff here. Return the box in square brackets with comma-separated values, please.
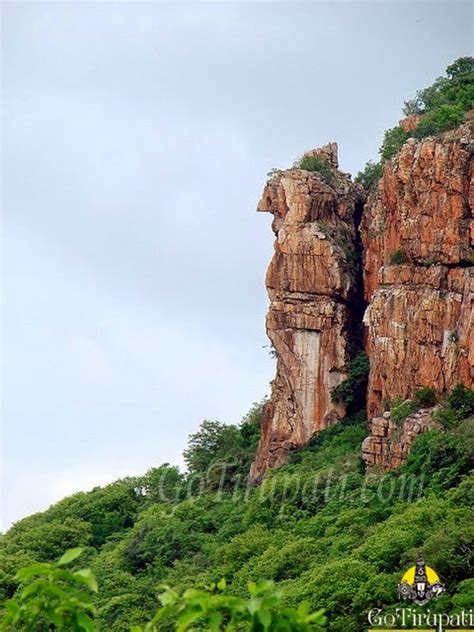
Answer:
[294, 155, 335, 185]
[356, 56, 474, 189]
[403, 56, 474, 115]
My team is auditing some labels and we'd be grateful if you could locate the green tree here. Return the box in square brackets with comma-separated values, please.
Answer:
[379, 126, 409, 162]
[366, 57, 474, 175]
[412, 103, 465, 138]
[183, 402, 263, 490]
[354, 161, 383, 190]
[403, 57, 474, 115]
[139, 464, 185, 505]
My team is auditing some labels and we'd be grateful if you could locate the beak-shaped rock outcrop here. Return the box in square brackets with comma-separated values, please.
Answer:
[250, 144, 365, 481]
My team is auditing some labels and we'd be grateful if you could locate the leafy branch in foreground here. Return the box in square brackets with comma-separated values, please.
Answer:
[0, 548, 97, 631]
[1, 551, 326, 631]
[136, 579, 326, 632]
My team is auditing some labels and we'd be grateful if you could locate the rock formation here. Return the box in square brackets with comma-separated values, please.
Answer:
[361, 123, 474, 419]
[361, 407, 440, 471]
[250, 144, 364, 481]
[252, 123, 473, 480]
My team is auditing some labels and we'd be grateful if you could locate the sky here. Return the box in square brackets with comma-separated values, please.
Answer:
[1, 0, 472, 531]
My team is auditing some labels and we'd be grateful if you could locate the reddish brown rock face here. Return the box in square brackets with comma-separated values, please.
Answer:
[250, 144, 364, 481]
[361, 124, 474, 418]
[362, 407, 440, 471]
[399, 115, 422, 132]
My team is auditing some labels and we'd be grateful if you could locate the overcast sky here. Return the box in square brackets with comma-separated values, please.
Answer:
[2, 1, 472, 531]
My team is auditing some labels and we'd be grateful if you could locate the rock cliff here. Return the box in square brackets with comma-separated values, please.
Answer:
[252, 122, 473, 479]
[249, 144, 364, 481]
[361, 123, 473, 419]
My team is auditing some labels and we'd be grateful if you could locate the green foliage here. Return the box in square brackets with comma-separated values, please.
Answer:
[389, 388, 437, 425]
[413, 387, 437, 408]
[139, 580, 326, 631]
[14, 479, 143, 551]
[435, 384, 474, 428]
[379, 126, 409, 162]
[120, 495, 243, 575]
[354, 161, 383, 191]
[446, 384, 474, 419]
[389, 249, 407, 265]
[402, 418, 474, 493]
[184, 420, 238, 476]
[389, 397, 416, 424]
[0, 548, 97, 631]
[2, 558, 326, 632]
[359, 57, 474, 181]
[2, 516, 93, 563]
[447, 56, 474, 79]
[284, 559, 369, 627]
[1, 517, 328, 631]
[412, 103, 465, 138]
[139, 464, 185, 505]
[403, 56, 474, 116]
[453, 578, 474, 611]
[240, 401, 265, 449]
[183, 401, 263, 491]
[291, 413, 366, 466]
[434, 407, 460, 429]
[330, 353, 369, 415]
[295, 156, 334, 185]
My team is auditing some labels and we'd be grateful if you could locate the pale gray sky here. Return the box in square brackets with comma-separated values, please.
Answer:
[2, 1, 472, 530]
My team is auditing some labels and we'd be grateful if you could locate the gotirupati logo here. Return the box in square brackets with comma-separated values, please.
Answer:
[398, 553, 446, 606]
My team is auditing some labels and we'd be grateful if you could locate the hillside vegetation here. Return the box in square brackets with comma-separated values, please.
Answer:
[1, 392, 473, 630]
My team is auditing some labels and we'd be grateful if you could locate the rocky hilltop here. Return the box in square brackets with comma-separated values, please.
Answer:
[252, 122, 473, 479]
